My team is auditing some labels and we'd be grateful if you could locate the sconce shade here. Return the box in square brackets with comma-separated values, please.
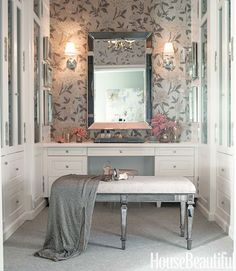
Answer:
[65, 42, 76, 56]
[163, 42, 174, 55]
[163, 42, 175, 71]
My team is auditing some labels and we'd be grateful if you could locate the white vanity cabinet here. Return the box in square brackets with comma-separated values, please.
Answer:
[43, 143, 197, 198]
[2, 152, 25, 238]
[44, 147, 88, 197]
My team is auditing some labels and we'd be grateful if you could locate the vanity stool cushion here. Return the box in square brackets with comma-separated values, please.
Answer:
[97, 176, 196, 194]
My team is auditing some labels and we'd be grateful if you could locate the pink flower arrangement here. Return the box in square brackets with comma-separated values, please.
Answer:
[72, 127, 87, 139]
[151, 113, 177, 137]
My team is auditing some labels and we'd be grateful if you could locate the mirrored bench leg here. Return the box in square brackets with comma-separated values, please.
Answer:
[186, 203, 194, 250]
[180, 201, 186, 237]
[120, 196, 128, 250]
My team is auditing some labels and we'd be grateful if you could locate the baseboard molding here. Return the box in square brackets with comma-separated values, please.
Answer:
[25, 198, 47, 221]
[197, 201, 215, 221]
[3, 213, 26, 241]
[3, 199, 47, 241]
[215, 213, 229, 234]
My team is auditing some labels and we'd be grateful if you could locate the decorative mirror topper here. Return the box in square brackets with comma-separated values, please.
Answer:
[87, 32, 152, 130]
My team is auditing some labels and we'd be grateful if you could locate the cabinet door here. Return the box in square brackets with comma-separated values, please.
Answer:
[218, 0, 232, 149]
[7, 0, 24, 147]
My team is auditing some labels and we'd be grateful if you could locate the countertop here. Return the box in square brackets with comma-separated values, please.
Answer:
[42, 141, 197, 148]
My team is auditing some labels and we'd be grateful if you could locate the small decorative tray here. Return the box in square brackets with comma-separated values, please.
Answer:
[108, 168, 138, 176]
[94, 137, 145, 143]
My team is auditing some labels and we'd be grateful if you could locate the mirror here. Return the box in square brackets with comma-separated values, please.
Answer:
[88, 32, 152, 130]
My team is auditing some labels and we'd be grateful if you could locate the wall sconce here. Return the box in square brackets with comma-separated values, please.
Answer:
[163, 42, 175, 71]
[65, 42, 77, 70]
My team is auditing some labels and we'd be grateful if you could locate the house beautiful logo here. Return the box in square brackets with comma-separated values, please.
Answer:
[150, 252, 233, 270]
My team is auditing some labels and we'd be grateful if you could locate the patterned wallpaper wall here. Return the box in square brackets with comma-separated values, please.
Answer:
[50, 0, 192, 140]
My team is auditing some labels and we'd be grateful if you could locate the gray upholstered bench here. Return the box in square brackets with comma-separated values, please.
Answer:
[96, 176, 196, 250]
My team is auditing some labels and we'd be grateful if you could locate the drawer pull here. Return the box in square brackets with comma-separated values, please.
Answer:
[173, 165, 176, 168]
[221, 201, 225, 205]
[119, 150, 123, 154]
[16, 200, 19, 204]
[173, 150, 177, 154]
[221, 168, 225, 172]
[65, 165, 69, 169]
[65, 150, 69, 153]
[4, 162, 8, 165]
[16, 168, 19, 171]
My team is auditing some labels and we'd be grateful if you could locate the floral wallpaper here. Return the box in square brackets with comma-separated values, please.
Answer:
[50, 0, 192, 141]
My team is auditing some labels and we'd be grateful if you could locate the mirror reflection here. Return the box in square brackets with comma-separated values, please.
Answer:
[94, 66, 146, 123]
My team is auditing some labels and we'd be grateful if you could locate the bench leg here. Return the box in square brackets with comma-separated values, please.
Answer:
[180, 201, 186, 237]
[120, 203, 128, 250]
[186, 203, 194, 250]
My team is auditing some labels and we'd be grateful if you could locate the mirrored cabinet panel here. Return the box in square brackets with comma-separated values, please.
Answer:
[218, 0, 232, 149]
[201, 0, 207, 17]
[200, 21, 208, 144]
[8, 0, 13, 146]
[17, 6, 22, 145]
[227, 0, 232, 147]
[6, 0, 23, 148]
[219, 7, 223, 146]
[34, 0, 40, 17]
[34, 20, 41, 143]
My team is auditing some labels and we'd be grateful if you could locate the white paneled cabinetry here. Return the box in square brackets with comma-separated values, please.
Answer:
[196, 0, 234, 235]
[0, 0, 50, 239]
[214, 0, 233, 233]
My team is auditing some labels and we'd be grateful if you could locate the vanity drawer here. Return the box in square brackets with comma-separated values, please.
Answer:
[4, 156, 24, 180]
[88, 147, 155, 156]
[6, 190, 24, 218]
[216, 152, 233, 181]
[6, 177, 24, 197]
[155, 147, 194, 156]
[155, 156, 194, 176]
[217, 190, 230, 216]
[48, 156, 87, 177]
[216, 176, 231, 198]
[48, 147, 87, 156]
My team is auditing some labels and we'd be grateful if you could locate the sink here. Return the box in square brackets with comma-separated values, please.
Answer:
[94, 137, 145, 143]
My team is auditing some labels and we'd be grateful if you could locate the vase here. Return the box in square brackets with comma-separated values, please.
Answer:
[173, 122, 182, 142]
[76, 135, 82, 143]
[158, 128, 172, 143]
